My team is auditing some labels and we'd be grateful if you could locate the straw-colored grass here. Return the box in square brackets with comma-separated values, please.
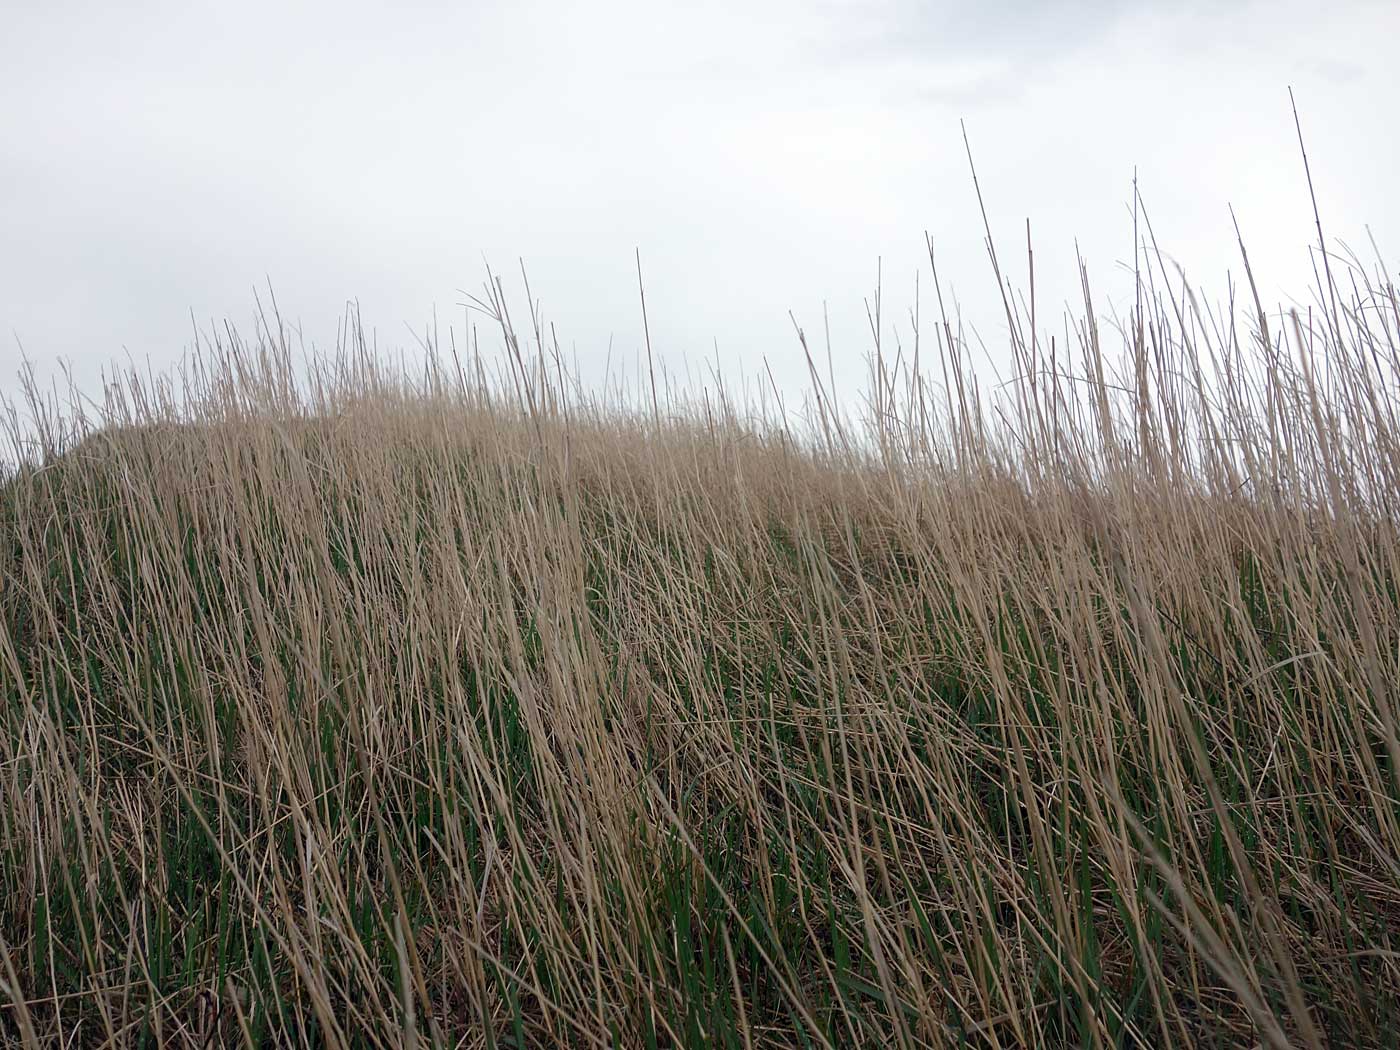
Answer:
[3, 211, 1400, 1048]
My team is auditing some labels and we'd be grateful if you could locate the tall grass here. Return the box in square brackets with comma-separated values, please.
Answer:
[3, 205, 1400, 1048]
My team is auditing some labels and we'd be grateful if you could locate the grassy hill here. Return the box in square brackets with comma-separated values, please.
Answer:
[3, 253, 1400, 1048]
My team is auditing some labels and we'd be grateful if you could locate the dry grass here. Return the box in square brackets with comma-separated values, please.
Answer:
[3, 217, 1400, 1048]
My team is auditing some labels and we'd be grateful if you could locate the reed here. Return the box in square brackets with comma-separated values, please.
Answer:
[2, 206, 1399, 1047]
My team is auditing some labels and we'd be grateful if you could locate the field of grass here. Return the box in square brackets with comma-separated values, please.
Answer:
[3, 225, 1400, 1048]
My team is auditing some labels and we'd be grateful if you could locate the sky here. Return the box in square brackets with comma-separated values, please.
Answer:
[2, 0, 1397, 429]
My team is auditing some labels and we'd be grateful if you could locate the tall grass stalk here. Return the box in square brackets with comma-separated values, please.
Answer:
[3, 213, 1399, 1047]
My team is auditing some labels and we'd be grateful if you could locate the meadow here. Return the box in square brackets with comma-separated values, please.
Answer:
[3, 214, 1400, 1048]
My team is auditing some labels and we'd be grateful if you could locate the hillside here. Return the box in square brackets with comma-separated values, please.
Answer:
[3, 259, 1400, 1048]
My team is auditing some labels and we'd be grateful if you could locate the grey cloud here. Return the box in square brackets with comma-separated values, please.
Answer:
[813, 0, 1133, 62]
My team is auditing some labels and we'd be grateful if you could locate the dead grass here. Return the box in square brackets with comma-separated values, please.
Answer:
[2, 209, 1400, 1048]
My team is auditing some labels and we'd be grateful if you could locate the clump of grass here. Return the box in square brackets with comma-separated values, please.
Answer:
[3, 203, 1400, 1049]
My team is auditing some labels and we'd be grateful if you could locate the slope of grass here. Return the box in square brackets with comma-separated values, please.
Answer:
[2, 235, 1400, 1048]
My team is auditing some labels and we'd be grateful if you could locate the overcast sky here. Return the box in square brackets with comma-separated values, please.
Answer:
[3, 0, 1396, 425]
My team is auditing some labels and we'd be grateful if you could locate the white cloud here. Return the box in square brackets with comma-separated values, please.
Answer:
[2, 0, 1395, 425]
